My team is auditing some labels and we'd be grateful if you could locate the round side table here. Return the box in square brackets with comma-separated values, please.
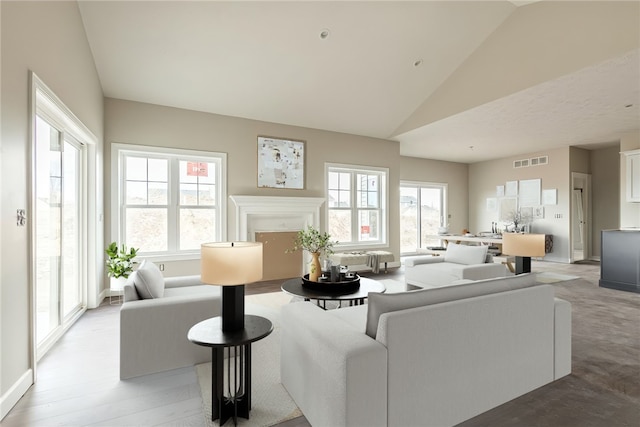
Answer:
[188, 315, 273, 426]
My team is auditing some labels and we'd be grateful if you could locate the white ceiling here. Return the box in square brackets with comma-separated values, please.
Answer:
[77, 1, 640, 164]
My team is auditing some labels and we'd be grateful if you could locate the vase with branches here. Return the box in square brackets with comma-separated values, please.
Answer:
[287, 226, 336, 282]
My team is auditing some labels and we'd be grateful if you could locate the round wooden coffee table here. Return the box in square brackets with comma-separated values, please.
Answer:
[281, 276, 385, 309]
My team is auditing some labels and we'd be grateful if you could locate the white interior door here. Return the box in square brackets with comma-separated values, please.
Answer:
[571, 172, 591, 263]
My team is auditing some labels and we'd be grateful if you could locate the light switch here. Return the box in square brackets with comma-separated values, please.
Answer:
[17, 209, 26, 226]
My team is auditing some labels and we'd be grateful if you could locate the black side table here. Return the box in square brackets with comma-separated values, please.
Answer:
[188, 315, 273, 426]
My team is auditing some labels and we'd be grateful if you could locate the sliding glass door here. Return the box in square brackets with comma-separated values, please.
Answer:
[400, 182, 447, 255]
[34, 115, 84, 357]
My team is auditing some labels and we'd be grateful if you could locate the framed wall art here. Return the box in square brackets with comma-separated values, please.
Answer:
[257, 136, 305, 189]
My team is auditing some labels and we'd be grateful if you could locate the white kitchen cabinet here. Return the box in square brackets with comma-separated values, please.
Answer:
[623, 149, 640, 203]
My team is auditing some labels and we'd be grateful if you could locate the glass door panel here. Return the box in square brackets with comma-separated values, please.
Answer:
[400, 187, 418, 254]
[400, 184, 446, 255]
[62, 140, 82, 319]
[35, 116, 62, 345]
[420, 188, 443, 248]
[35, 116, 84, 354]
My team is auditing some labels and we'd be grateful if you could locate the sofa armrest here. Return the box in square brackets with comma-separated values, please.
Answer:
[164, 275, 204, 288]
[281, 302, 387, 427]
[404, 256, 444, 267]
[554, 297, 572, 379]
[457, 263, 507, 281]
[123, 282, 139, 302]
[119, 292, 220, 379]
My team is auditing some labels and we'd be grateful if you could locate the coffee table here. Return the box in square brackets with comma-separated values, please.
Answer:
[281, 276, 385, 309]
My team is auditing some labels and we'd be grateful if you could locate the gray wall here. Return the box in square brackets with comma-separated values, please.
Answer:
[104, 99, 403, 279]
[1, 0, 104, 414]
[591, 145, 620, 259]
[469, 147, 571, 263]
[399, 156, 469, 234]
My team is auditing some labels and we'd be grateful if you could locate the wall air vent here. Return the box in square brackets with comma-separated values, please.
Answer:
[514, 159, 529, 168]
[515, 156, 548, 168]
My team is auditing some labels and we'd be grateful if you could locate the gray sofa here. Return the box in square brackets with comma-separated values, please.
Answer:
[281, 273, 571, 427]
[120, 260, 221, 379]
[405, 242, 507, 289]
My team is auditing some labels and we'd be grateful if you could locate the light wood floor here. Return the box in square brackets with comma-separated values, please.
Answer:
[2, 260, 600, 426]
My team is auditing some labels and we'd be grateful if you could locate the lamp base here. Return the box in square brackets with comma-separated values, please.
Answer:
[222, 285, 245, 332]
[515, 256, 532, 275]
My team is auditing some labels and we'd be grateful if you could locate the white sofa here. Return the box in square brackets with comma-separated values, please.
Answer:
[281, 273, 571, 427]
[120, 260, 221, 379]
[405, 243, 507, 289]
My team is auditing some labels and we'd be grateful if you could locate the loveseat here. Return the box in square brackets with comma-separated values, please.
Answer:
[281, 274, 571, 427]
[120, 260, 221, 379]
[405, 242, 507, 289]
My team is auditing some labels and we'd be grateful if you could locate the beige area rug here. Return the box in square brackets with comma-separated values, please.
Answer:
[196, 299, 301, 427]
[535, 272, 580, 283]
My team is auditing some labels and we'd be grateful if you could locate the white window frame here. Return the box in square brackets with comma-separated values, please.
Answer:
[325, 163, 389, 249]
[111, 143, 227, 261]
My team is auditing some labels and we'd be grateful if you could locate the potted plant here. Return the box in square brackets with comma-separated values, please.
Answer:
[106, 241, 139, 290]
[287, 226, 336, 282]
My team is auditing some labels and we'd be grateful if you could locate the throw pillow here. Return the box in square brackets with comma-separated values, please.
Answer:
[444, 243, 488, 265]
[365, 273, 536, 339]
[133, 260, 165, 299]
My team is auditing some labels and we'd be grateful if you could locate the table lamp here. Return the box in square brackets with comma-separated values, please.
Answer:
[502, 233, 546, 275]
[201, 242, 263, 332]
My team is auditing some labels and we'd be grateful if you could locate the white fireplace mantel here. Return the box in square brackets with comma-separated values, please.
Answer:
[229, 195, 325, 241]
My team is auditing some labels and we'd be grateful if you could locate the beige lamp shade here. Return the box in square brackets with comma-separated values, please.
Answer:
[201, 242, 263, 285]
[502, 233, 546, 257]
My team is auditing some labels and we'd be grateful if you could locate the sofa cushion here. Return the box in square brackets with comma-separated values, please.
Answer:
[405, 262, 462, 287]
[163, 284, 219, 298]
[444, 243, 488, 265]
[133, 260, 165, 299]
[365, 274, 537, 338]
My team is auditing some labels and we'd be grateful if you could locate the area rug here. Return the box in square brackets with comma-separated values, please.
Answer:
[196, 300, 301, 427]
[535, 271, 580, 283]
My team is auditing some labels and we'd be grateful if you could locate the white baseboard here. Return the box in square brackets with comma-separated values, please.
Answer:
[1, 369, 33, 421]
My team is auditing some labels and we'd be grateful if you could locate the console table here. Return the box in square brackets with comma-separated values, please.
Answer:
[426, 234, 554, 254]
[188, 315, 273, 426]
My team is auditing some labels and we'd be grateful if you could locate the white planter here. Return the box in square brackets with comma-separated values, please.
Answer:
[110, 276, 128, 291]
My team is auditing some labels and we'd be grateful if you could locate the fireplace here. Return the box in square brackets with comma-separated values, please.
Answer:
[229, 196, 325, 279]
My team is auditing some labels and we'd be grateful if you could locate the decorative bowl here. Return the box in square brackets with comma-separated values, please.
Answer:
[301, 273, 360, 293]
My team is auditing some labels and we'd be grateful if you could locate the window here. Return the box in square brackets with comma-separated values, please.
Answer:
[400, 182, 447, 255]
[326, 164, 388, 247]
[112, 144, 226, 258]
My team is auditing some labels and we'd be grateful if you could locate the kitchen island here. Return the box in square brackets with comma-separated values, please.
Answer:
[600, 229, 640, 293]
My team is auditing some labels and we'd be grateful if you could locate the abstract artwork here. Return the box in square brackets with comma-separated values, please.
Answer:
[257, 136, 305, 189]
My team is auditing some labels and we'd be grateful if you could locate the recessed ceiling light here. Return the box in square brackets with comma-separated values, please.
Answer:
[320, 29, 330, 39]
[413, 59, 423, 67]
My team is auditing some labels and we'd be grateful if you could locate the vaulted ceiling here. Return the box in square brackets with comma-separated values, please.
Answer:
[78, 1, 640, 163]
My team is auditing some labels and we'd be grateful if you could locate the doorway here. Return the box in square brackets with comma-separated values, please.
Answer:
[33, 115, 85, 359]
[31, 74, 94, 364]
[400, 182, 447, 255]
[571, 172, 591, 263]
